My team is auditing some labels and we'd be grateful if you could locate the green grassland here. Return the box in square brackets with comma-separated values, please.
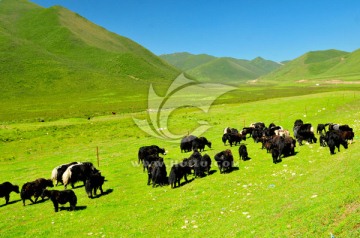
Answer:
[0, 91, 359, 237]
[1, 2, 360, 236]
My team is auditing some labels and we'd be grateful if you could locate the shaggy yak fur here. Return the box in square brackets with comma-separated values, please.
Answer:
[20, 178, 53, 206]
[41, 189, 77, 212]
[0, 182, 20, 205]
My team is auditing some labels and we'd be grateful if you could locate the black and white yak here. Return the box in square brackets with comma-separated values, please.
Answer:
[51, 162, 79, 186]
[62, 162, 100, 189]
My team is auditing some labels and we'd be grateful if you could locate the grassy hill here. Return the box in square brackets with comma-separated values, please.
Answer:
[258, 49, 360, 84]
[0, 0, 180, 120]
[159, 52, 216, 71]
[159, 52, 281, 83]
[323, 49, 360, 77]
[1, 0, 360, 124]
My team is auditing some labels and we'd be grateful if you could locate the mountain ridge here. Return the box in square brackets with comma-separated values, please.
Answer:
[159, 52, 282, 83]
[257, 49, 359, 82]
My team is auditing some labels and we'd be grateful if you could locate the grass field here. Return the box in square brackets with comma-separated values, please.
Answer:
[0, 91, 359, 237]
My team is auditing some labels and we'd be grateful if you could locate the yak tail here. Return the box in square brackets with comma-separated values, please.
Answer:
[62, 166, 73, 187]
[51, 167, 58, 182]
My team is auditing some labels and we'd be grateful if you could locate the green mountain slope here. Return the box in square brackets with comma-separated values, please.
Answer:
[322, 49, 360, 77]
[188, 57, 259, 82]
[159, 52, 216, 71]
[0, 0, 180, 101]
[251, 57, 283, 74]
[259, 49, 356, 83]
[160, 52, 281, 83]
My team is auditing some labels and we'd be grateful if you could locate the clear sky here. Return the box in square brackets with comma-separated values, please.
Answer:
[29, 0, 360, 62]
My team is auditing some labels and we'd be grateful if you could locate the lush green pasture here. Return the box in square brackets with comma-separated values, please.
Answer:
[0, 91, 359, 237]
[2, 82, 360, 123]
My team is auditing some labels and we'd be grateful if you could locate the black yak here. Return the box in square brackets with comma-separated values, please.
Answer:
[325, 131, 348, 155]
[41, 189, 77, 212]
[20, 178, 53, 206]
[138, 145, 166, 164]
[180, 135, 197, 152]
[192, 137, 212, 152]
[214, 149, 234, 173]
[169, 159, 191, 188]
[0, 182, 19, 205]
[147, 158, 167, 187]
[239, 145, 249, 161]
[85, 174, 105, 198]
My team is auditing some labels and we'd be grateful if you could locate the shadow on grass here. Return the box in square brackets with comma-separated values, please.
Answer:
[91, 188, 113, 199]
[0, 199, 21, 208]
[73, 184, 85, 189]
[181, 178, 194, 186]
[59, 205, 87, 211]
[208, 169, 217, 175]
[232, 166, 240, 172]
[241, 157, 252, 161]
[218, 166, 239, 174]
[26, 198, 48, 206]
[170, 178, 195, 189]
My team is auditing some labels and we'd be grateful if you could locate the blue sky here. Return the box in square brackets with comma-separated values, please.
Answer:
[30, 0, 360, 62]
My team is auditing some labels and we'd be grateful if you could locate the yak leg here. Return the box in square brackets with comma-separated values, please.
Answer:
[5, 194, 9, 204]
[53, 201, 59, 212]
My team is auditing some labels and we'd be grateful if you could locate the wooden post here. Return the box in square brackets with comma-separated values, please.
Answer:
[96, 146, 100, 167]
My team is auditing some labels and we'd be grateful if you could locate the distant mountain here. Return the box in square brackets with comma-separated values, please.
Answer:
[159, 52, 216, 71]
[0, 0, 180, 101]
[159, 53, 281, 83]
[258, 49, 359, 82]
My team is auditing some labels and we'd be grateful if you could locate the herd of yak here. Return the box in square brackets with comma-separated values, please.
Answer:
[0, 161, 105, 212]
[139, 119, 355, 188]
[0, 119, 355, 210]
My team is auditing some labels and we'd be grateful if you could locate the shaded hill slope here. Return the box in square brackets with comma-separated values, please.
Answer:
[0, 0, 180, 100]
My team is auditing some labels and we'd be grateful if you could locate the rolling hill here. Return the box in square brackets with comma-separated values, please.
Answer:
[258, 49, 360, 83]
[159, 53, 281, 83]
[0, 0, 180, 107]
[1, 0, 359, 122]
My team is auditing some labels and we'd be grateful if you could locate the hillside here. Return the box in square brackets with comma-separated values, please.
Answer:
[159, 52, 281, 83]
[159, 52, 216, 71]
[258, 49, 360, 83]
[323, 49, 360, 76]
[0, 0, 180, 118]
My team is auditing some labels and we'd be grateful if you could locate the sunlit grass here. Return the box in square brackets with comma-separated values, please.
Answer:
[0, 91, 359, 237]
